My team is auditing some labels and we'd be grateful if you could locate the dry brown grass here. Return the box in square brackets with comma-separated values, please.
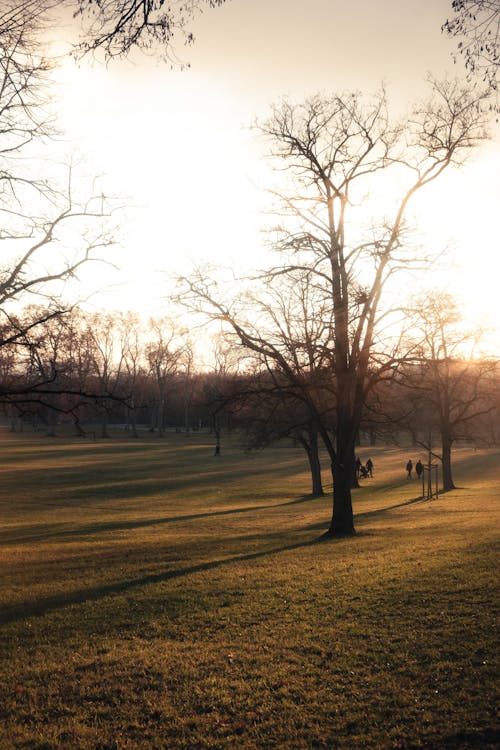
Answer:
[0, 430, 498, 749]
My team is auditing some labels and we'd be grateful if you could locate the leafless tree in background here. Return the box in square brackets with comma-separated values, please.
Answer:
[117, 311, 148, 437]
[145, 317, 188, 436]
[400, 293, 499, 491]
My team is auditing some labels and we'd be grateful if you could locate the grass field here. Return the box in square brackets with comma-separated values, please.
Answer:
[0, 429, 498, 749]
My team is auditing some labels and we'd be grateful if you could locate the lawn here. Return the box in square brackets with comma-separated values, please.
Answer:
[0, 429, 498, 749]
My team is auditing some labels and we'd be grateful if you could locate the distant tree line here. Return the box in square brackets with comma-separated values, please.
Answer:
[0, 307, 233, 439]
[2, 303, 499, 496]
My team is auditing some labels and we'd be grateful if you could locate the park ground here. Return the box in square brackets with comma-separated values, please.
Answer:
[0, 430, 498, 749]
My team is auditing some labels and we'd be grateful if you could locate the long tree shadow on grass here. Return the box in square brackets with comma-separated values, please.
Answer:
[356, 494, 427, 518]
[424, 728, 500, 749]
[0, 493, 324, 546]
[0, 533, 335, 627]
[0, 492, 428, 547]
[0, 490, 480, 626]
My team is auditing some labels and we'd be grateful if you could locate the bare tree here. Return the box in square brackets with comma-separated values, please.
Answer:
[84, 312, 125, 437]
[20, 307, 73, 435]
[443, 0, 499, 90]
[231, 271, 331, 495]
[196, 332, 245, 450]
[145, 317, 187, 436]
[0, 306, 120, 432]
[179, 79, 490, 535]
[180, 339, 196, 433]
[117, 311, 148, 437]
[0, 1, 119, 410]
[70, 0, 228, 62]
[236, 372, 327, 497]
[62, 308, 99, 434]
[400, 293, 499, 491]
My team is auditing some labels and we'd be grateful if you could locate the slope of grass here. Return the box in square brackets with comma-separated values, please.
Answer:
[0, 430, 498, 749]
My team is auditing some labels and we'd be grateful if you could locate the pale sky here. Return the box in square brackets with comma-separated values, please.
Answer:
[50, 0, 499, 343]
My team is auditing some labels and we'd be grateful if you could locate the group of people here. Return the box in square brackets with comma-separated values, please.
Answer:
[406, 458, 424, 479]
[356, 455, 425, 481]
[355, 456, 373, 479]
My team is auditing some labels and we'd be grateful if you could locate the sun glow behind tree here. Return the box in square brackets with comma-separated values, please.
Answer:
[27, 0, 500, 352]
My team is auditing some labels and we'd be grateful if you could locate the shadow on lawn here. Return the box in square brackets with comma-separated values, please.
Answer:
[0, 492, 323, 546]
[0, 492, 426, 547]
[356, 494, 426, 519]
[0, 533, 332, 627]
[0, 495, 433, 626]
[415, 728, 499, 749]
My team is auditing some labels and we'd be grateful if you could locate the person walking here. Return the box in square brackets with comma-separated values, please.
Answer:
[406, 459, 413, 479]
[366, 457, 373, 477]
[415, 459, 423, 479]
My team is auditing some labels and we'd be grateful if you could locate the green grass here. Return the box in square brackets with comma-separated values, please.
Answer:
[0, 429, 498, 749]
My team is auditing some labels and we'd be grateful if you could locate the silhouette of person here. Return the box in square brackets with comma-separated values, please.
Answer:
[366, 457, 373, 477]
[355, 456, 362, 478]
[214, 443, 221, 456]
[415, 459, 423, 479]
[406, 459, 413, 479]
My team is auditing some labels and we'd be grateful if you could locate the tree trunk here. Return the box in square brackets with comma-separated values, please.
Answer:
[351, 446, 360, 489]
[328, 413, 356, 534]
[46, 408, 57, 437]
[73, 418, 86, 437]
[101, 412, 110, 438]
[128, 406, 139, 438]
[213, 421, 221, 455]
[441, 434, 455, 491]
[326, 357, 357, 534]
[329, 458, 355, 535]
[157, 399, 165, 437]
[305, 427, 324, 496]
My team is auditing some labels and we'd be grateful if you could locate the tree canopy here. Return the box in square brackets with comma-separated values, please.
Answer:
[72, 0, 228, 61]
[443, 0, 499, 90]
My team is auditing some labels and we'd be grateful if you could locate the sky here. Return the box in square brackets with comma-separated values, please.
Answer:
[49, 0, 499, 345]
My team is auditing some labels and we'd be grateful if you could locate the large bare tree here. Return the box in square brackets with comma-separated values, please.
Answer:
[0, 1, 118, 410]
[179, 79, 489, 536]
